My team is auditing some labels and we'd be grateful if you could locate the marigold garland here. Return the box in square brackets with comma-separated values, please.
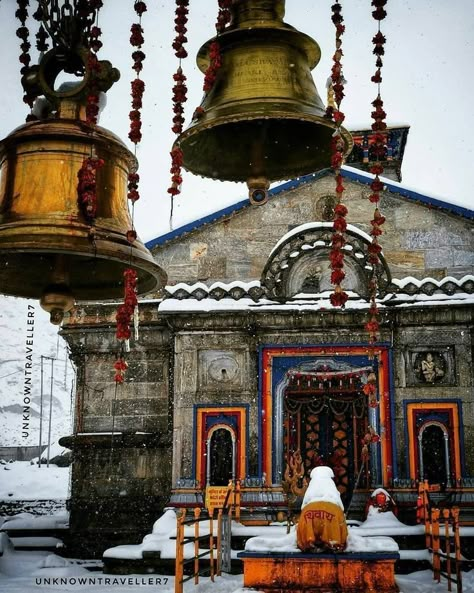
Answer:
[116, 268, 138, 344]
[113, 1, 148, 357]
[77, 156, 104, 222]
[113, 356, 128, 384]
[202, 0, 231, 93]
[328, 2, 349, 309]
[365, 0, 388, 344]
[361, 426, 381, 463]
[167, 0, 190, 206]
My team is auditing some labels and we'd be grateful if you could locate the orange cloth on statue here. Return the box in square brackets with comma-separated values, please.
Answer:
[296, 501, 348, 552]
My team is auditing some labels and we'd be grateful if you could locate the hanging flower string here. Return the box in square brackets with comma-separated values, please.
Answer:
[15, 0, 35, 109]
[82, 1, 104, 126]
[362, 370, 378, 408]
[202, 0, 231, 92]
[77, 156, 104, 222]
[114, 1, 147, 374]
[76, 3, 104, 222]
[365, 0, 388, 344]
[167, 0, 189, 198]
[327, 2, 349, 308]
[167, 0, 190, 224]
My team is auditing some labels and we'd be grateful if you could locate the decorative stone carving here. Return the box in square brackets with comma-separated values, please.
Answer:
[199, 350, 242, 388]
[406, 348, 454, 386]
[261, 222, 391, 301]
[314, 195, 336, 221]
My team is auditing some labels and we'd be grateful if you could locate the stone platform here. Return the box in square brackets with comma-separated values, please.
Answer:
[238, 551, 399, 593]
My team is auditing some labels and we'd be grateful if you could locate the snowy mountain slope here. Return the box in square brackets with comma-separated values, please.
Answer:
[0, 296, 73, 447]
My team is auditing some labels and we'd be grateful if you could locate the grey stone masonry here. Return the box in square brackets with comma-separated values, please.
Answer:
[151, 175, 473, 286]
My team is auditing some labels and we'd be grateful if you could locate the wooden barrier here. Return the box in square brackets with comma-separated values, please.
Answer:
[427, 506, 463, 593]
[174, 508, 218, 593]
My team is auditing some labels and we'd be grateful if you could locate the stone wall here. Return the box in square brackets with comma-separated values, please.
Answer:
[60, 303, 173, 557]
[152, 175, 473, 285]
[166, 305, 473, 487]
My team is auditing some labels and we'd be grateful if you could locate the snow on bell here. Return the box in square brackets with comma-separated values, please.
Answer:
[0, 46, 166, 324]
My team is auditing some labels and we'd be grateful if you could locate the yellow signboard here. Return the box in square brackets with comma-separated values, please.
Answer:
[205, 486, 229, 513]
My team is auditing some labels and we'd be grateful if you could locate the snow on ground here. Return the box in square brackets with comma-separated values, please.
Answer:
[0, 461, 69, 501]
[0, 296, 74, 448]
[1, 540, 474, 593]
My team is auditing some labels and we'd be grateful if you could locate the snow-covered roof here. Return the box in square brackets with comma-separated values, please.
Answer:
[146, 167, 474, 250]
[159, 275, 474, 313]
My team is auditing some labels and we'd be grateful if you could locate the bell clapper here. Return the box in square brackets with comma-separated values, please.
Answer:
[248, 176, 270, 206]
[40, 255, 75, 325]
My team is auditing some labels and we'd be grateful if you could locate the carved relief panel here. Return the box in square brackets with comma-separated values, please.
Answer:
[198, 350, 244, 390]
[405, 347, 455, 387]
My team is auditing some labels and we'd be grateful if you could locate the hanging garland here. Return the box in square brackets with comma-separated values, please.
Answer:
[15, 0, 35, 109]
[76, 3, 104, 221]
[114, 1, 147, 374]
[77, 156, 104, 222]
[167, 0, 190, 220]
[365, 0, 388, 343]
[202, 0, 231, 92]
[361, 425, 380, 464]
[167, 0, 189, 195]
[327, 2, 349, 308]
[362, 371, 378, 408]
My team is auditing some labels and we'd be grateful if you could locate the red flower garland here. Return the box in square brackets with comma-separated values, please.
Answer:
[114, 357, 128, 384]
[113, 2, 148, 368]
[328, 2, 349, 309]
[365, 0, 388, 344]
[168, 146, 184, 197]
[125, 0, 147, 220]
[361, 426, 381, 462]
[167, 0, 190, 203]
[172, 0, 189, 59]
[77, 156, 104, 222]
[202, 0, 231, 93]
[84, 8, 104, 126]
[116, 269, 138, 343]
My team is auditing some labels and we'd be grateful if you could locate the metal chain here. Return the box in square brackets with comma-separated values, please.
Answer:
[36, 0, 99, 49]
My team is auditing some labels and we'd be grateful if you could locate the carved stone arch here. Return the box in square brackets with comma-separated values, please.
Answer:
[261, 222, 391, 301]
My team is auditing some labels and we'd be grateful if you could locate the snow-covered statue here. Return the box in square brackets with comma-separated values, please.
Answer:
[296, 466, 348, 552]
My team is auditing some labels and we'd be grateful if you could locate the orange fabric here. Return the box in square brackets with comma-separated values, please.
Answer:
[296, 501, 348, 552]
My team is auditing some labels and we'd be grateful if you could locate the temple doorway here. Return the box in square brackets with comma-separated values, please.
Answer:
[283, 363, 371, 505]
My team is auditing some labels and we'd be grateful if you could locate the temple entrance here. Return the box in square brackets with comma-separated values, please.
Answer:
[283, 363, 371, 505]
[208, 427, 235, 486]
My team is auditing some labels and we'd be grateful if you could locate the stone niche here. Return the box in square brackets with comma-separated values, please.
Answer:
[406, 346, 455, 387]
[198, 349, 245, 391]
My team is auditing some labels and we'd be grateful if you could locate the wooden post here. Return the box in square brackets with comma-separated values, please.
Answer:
[175, 510, 185, 593]
[443, 508, 452, 592]
[431, 508, 441, 583]
[194, 507, 200, 585]
[209, 511, 215, 582]
[452, 507, 463, 593]
[216, 509, 222, 576]
[235, 479, 241, 522]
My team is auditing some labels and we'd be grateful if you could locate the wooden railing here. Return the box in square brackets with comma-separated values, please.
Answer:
[174, 482, 242, 593]
[428, 507, 463, 593]
[418, 481, 463, 593]
[174, 508, 218, 593]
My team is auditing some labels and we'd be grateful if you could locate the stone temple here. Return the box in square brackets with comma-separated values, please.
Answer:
[59, 125, 474, 557]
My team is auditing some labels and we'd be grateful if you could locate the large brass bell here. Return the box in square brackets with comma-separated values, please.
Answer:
[0, 47, 166, 323]
[177, 0, 353, 204]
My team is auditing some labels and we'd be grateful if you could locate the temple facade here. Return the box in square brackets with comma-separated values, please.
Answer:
[60, 128, 474, 556]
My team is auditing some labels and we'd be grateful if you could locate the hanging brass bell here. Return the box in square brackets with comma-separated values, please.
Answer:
[177, 0, 353, 203]
[0, 47, 166, 324]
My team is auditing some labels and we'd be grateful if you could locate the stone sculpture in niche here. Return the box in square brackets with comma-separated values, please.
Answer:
[415, 352, 446, 384]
